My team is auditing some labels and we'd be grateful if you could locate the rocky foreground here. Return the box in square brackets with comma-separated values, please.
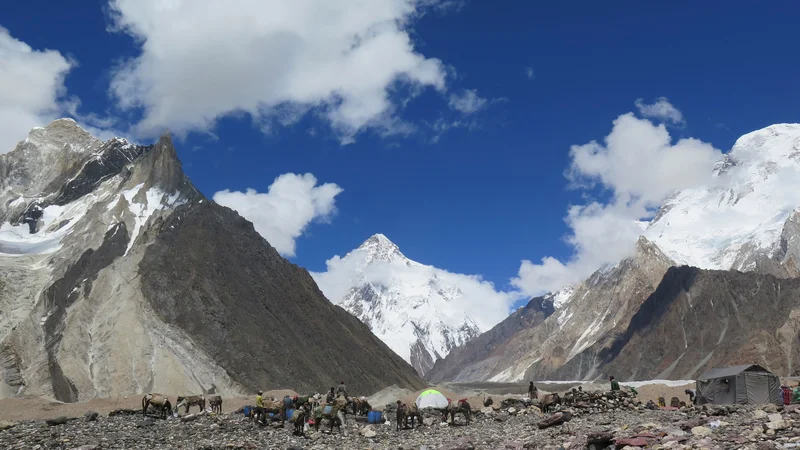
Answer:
[1, 393, 800, 449]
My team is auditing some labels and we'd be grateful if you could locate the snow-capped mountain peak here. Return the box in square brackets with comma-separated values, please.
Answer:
[327, 234, 483, 376]
[357, 233, 407, 263]
[643, 123, 800, 276]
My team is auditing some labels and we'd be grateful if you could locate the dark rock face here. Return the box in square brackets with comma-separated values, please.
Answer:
[589, 267, 800, 380]
[51, 139, 152, 206]
[425, 295, 554, 383]
[43, 223, 130, 402]
[139, 201, 426, 395]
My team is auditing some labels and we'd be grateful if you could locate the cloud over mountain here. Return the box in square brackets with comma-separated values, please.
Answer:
[512, 100, 723, 295]
[0, 27, 74, 153]
[213, 173, 343, 257]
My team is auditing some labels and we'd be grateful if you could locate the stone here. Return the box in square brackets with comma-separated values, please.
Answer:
[84, 411, 99, 422]
[423, 417, 436, 426]
[494, 412, 510, 422]
[615, 437, 649, 447]
[768, 414, 783, 423]
[763, 404, 779, 414]
[45, 416, 68, 426]
[507, 407, 517, 414]
[764, 420, 788, 431]
[587, 432, 614, 445]
[480, 407, 494, 416]
[0, 421, 17, 431]
[691, 426, 712, 437]
[441, 438, 475, 450]
[75, 446, 99, 450]
[754, 409, 769, 419]
[136, 418, 156, 428]
[360, 425, 376, 438]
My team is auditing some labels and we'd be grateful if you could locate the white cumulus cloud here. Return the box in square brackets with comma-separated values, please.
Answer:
[634, 97, 684, 124]
[448, 89, 487, 114]
[106, 0, 456, 143]
[0, 27, 75, 153]
[512, 103, 723, 296]
[213, 173, 343, 257]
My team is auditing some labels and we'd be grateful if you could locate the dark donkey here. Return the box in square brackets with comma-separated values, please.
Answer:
[396, 401, 409, 431]
[142, 393, 172, 418]
[444, 399, 471, 425]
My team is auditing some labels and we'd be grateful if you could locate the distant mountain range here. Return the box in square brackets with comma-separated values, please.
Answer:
[427, 124, 800, 383]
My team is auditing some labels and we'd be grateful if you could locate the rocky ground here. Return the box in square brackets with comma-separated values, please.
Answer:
[2, 390, 800, 449]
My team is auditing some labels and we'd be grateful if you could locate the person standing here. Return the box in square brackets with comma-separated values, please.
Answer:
[255, 391, 265, 423]
[610, 376, 620, 391]
[528, 381, 538, 399]
[326, 387, 335, 404]
[336, 381, 348, 398]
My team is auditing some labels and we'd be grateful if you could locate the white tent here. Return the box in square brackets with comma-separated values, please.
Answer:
[415, 389, 449, 409]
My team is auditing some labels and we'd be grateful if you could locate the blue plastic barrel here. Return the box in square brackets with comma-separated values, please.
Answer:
[286, 409, 294, 420]
[368, 411, 382, 424]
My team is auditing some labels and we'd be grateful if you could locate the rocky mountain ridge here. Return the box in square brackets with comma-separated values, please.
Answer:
[0, 119, 425, 401]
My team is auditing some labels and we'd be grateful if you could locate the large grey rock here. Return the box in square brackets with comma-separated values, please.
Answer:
[45, 416, 68, 426]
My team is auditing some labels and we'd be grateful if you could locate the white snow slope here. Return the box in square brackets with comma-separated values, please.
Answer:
[314, 234, 484, 376]
[644, 123, 800, 273]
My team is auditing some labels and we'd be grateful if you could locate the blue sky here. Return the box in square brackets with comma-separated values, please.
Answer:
[2, 1, 799, 311]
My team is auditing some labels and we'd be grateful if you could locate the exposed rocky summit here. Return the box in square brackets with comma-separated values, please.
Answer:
[0, 119, 424, 401]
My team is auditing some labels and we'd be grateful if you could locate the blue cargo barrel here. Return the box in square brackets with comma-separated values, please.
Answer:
[243, 406, 251, 417]
[286, 409, 294, 420]
[368, 411, 382, 424]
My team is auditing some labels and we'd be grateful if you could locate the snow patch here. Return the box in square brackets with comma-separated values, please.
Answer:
[121, 184, 186, 253]
[0, 203, 83, 255]
[552, 286, 574, 309]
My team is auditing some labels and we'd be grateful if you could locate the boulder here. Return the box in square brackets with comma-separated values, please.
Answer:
[136, 418, 156, 428]
[84, 411, 99, 422]
[768, 413, 784, 423]
[615, 437, 649, 447]
[764, 420, 788, 431]
[441, 438, 475, 450]
[360, 425, 377, 438]
[763, 404, 779, 414]
[494, 412, 510, 422]
[690, 426, 712, 437]
[480, 407, 494, 416]
[587, 431, 614, 446]
[45, 416, 68, 426]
